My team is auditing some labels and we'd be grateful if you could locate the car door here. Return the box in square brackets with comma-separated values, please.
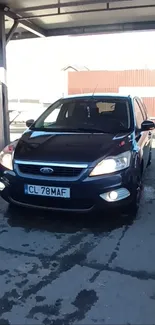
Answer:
[133, 97, 149, 170]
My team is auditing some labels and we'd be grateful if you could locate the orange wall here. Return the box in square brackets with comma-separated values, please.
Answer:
[68, 70, 155, 116]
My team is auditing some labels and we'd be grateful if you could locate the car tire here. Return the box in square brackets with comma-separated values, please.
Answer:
[147, 148, 152, 167]
[122, 175, 142, 219]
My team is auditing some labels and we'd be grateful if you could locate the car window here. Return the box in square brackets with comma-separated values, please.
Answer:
[142, 101, 148, 119]
[44, 108, 61, 124]
[137, 98, 147, 120]
[134, 99, 144, 129]
[34, 97, 131, 133]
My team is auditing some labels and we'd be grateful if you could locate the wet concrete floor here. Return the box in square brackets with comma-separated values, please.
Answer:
[0, 145, 155, 324]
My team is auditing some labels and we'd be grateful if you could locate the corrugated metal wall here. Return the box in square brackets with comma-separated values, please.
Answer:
[68, 70, 155, 116]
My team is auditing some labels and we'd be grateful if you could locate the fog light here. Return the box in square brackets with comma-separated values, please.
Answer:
[0, 182, 5, 191]
[100, 188, 130, 202]
[109, 191, 118, 201]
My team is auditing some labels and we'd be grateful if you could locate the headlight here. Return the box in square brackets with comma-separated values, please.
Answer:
[90, 151, 131, 177]
[0, 152, 13, 170]
[0, 141, 18, 170]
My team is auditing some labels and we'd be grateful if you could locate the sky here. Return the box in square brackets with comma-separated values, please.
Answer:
[6, 31, 155, 102]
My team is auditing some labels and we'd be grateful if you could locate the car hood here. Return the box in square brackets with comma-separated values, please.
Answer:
[14, 130, 131, 164]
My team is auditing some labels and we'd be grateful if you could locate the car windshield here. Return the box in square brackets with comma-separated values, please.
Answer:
[33, 97, 131, 133]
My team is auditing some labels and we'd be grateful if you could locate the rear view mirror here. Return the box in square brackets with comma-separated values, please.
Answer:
[26, 119, 34, 128]
[141, 120, 155, 131]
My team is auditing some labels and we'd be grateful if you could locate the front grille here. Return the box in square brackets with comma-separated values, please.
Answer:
[18, 164, 83, 177]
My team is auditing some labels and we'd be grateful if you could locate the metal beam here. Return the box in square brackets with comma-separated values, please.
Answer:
[13, 0, 131, 13]
[11, 31, 39, 40]
[10, 20, 155, 41]
[4, 8, 47, 38]
[6, 20, 19, 44]
[17, 4, 155, 21]
[46, 20, 155, 37]
[0, 11, 10, 149]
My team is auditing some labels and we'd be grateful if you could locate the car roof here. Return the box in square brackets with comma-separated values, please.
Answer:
[63, 93, 136, 100]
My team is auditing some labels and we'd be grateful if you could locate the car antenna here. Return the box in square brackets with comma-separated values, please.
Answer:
[92, 84, 98, 97]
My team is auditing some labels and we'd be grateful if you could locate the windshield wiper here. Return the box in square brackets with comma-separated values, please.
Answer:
[75, 127, 108, 133]
[32, 126, 105, 133]
[32, 126, 113, 133]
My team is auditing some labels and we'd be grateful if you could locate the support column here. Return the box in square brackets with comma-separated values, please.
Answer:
[0, 11, 10, 149]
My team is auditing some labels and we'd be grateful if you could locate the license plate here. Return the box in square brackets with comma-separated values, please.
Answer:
[24, 184, 70, 198]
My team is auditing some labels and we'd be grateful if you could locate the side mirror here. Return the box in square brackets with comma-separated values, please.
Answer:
[26, 119, 34, 128]
[141, 120, 155, 131]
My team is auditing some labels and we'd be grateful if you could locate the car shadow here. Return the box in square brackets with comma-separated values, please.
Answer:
[5, 206, 135, 235]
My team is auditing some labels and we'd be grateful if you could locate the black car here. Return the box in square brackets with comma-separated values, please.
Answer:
[0, 94, 154, 216]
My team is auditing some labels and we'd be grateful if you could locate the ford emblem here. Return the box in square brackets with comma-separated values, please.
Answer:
[40, 167, 54, 174]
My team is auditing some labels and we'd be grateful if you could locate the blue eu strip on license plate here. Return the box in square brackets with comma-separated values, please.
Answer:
[24, 184, 28, 194]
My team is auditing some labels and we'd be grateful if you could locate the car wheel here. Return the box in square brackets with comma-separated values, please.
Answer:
[122, 175, 142, 219]
[147, 148, 152, 167]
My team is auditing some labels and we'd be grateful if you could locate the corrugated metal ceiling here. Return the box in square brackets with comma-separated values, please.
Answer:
[1, 0, 155, 40]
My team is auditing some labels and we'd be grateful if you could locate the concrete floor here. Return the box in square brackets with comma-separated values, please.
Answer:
[0, 145, 155, 324]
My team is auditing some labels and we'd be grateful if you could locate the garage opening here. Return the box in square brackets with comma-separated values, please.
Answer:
[1, 1, 155, 145]
[7, 30, 155, 142]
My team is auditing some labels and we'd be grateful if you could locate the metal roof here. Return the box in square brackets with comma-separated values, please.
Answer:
[2, 0, 155, 40]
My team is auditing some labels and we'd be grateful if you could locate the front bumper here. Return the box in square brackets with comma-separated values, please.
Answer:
[0, 166, 135, 212]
